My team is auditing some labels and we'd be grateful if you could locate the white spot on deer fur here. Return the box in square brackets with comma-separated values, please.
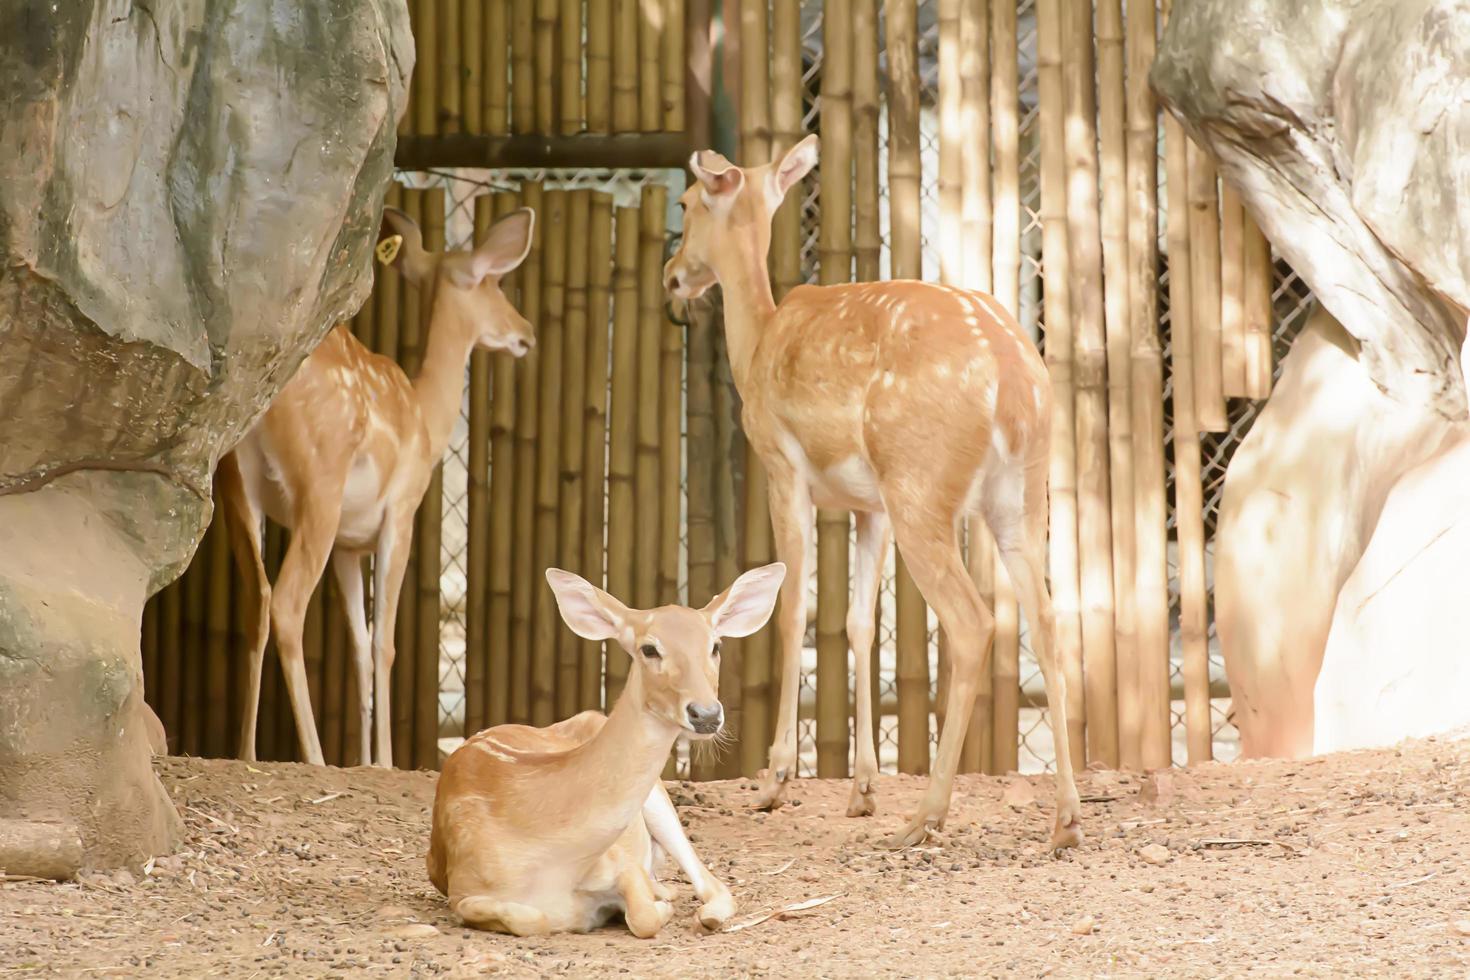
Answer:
[471, 739, 517, 763]
[1033, 386, 1044, 412]
[975, 293, 1008, 325]
[881, 371, 895, 388]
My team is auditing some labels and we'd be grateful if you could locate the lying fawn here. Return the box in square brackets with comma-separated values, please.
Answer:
[427, 563, 786, 937]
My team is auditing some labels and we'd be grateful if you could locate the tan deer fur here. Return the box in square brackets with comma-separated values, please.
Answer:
[218, 206, 537, 768]
[663, 135, 1083, 851]
[426, 563, 785, 937]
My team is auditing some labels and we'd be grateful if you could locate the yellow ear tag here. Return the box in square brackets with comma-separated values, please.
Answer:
[376, 234, 403, 266]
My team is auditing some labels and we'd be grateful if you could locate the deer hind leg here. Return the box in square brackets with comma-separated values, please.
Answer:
[453, 896, 551, 936]
[847, 510, 890, 818]
[990, 458, 1083, 852]
[884, 500, 995, 849]
[218, 453, 270, 762]
[753, 464, 813, 810]
[331, 550, 373, 766]
[642, 783, 735, 930]
[268, 490, 343, 767]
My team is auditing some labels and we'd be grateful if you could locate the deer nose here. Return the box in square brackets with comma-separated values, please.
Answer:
[685, 701, 723, 734]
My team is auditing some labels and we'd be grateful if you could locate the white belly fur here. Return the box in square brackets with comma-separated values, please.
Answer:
[232, 430, 387, 550]
[777, 431, 884, 512]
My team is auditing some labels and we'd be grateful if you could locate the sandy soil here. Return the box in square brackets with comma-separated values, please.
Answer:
[4, 738, 1469, 978]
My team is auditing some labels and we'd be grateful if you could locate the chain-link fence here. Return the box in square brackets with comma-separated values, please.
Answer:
[409, 0, 1319, 777]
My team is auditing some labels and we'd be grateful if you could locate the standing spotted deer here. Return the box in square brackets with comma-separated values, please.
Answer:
[662, 135, 1083, 851]
[219, 206, 536, 768]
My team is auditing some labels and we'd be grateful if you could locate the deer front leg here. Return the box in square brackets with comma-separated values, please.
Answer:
[617, 865, 675, 939]
[846, 511, 890, 817]
[753, 465, 813, 811]
[371, 506, 415, 769]
[642, 783, 735, 930]
[217, 453, 270, 762]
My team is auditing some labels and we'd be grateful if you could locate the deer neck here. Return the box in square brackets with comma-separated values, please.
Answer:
[412, 290, 478, 461]
[569, 672, 680, 826]
[709, 228, 779, 391]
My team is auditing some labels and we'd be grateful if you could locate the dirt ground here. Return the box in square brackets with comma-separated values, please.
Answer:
[4, 738, 1469, 979]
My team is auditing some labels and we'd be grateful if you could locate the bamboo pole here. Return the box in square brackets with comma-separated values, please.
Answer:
[1220, 185, 1247, 398]
[261, 525, 285, 761]
[438, 0, 462, 134]
[739, 0, 776, 772]
[485, 192, 519, 730]
[635, 186, 666, 616]
[1128, 0, 1170, 770]
[532, 189, 568, 726]
[886, 0, 929, 776]
[662, 0, 686, 130]
[486, 0, 509, 134]
[185, 542, 210, 756]
[415, 187, 446, 768]
[639, 0, 663, 130]
[1188, 142, 1227, 432]
[204, 520, 231, 758]
[560, 0, 583, 133]
[558, 190, 592, 719]
[463, 0, 483, 134]
[1061, 0, 1118, 768]
[685, 302, 718, 778]
[956, 0, 994, 776]
[813, 0, 853, 780]
[1162, 14, 1212, 764]
[303, 572, 326, 752]
[937, 0, 965, 286]
[465, 197, 495, 736]
[587, 0, 612, 132]
[1243, 215, 1274, 399]
[853, 0, 880, 284]
[376, 184, 404, 360]
[710, 314, 742, 729]
[509, 181, 545, 724]
[535, 0, 557, 134]
[414, 0, 438, 136]
[512, 0, 535, 133]
[1035, 0, 1086, 770]
[987, 0, 1021, 775]
[605, 206, 641, 707]
[322, 574, 347, 764]
[393, 189, 424, 766]
[581, 194, 615, 711]
[612, 0, 638, 132]
[657, 292, 683, 610]
[1096, 0, 1138, 769]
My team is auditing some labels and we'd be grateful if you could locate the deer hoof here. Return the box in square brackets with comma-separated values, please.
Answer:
[846, 778, 877, 818]
[884, 813, 940, 850]
[752, 768, 789, 811]
[1050, 815, 1084, 854]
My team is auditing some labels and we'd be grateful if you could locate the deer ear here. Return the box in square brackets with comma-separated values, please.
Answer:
[773, 135, 819, 199]
[690, 150, 744, 199]
[470, 207, 536, 280]
[381, 206, 436, 285]
[546, 568, 628, 641]
[703, 562, 786, 637]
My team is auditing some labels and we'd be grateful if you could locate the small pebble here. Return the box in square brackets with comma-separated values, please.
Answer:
[1139, 843, 1172, 866]
[1071, 916, 1096, 936]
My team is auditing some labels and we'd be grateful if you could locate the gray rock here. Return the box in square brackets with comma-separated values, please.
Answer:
[0, 0, 412, 873]
[1152, 0, 1469, 421]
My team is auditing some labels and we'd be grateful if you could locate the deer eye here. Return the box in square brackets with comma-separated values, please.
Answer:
[712, 641, 722, 659]
[640, 644, 662, 660]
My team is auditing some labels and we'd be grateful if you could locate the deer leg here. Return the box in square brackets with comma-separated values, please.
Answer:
[331, 550, 373, 767]
[753, 466, 813, 810]
[268, 494, 342, 767]
[371, 506, 414, 769]
[885, 507, 995, 849]
[217, 453, 270, 763]
[642, 783, 735, 929]
[617, 864, 675, 939]
[992, 461, 1083, 852]
[847, 510, 890, 818]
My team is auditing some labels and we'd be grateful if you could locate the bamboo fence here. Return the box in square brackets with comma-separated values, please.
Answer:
[144, 1, 1283, 781]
